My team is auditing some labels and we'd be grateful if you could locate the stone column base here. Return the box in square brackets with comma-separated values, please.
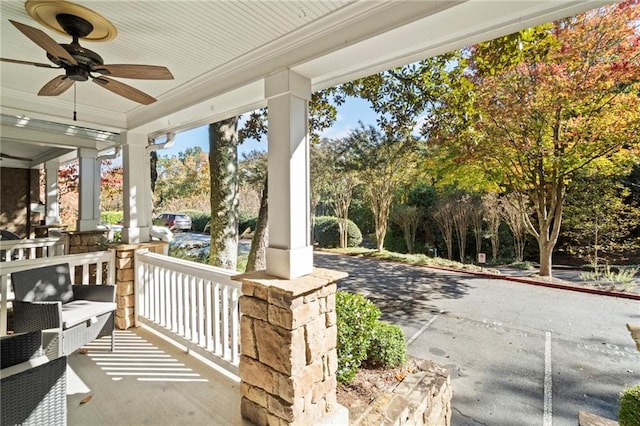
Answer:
[236, 268, 348, 426]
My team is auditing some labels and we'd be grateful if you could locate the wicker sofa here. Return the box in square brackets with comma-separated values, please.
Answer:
[1, 331, 67, 426]
[11, 263, 116, 357]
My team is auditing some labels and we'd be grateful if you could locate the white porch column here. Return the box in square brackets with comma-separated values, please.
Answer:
[76, 148, 100, 231]
[265, 70, 313, 279]
[122, 132, 151, 243]
[44, 159, 60, 224]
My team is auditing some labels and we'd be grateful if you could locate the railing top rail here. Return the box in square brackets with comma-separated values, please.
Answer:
[0, 250, 114, 275]
[136, 250, 240, 289]
[0, 237, 63, 250]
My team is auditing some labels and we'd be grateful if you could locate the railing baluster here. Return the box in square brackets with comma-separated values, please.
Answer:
[231, 287, 239, 364]
[197, 278, 205, 347]
[176, 272, 184, 336]
[183, 274, 190, 339]
[190, 276, 197, 343]
[213, 282, 221, 355]
[205, 280, 213, 351]
[222, 285, 230, 360]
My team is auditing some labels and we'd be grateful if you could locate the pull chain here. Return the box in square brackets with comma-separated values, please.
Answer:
[73, 82, 77, 121]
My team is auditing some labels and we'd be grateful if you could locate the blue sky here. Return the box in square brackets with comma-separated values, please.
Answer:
[160, 97, 379, 159]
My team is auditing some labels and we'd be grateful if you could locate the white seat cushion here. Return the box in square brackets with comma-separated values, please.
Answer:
[61, 301, 116, 329]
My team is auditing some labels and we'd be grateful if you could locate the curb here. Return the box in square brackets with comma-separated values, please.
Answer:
[435, 266, 640, 301]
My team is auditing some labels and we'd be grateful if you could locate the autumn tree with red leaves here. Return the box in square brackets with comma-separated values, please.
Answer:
[429, 1, 640, 276]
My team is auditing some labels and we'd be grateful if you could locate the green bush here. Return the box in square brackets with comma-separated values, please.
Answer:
[510, 261, 535, 270]
[314, 216, 363, 248]
[181, 210, 210, 232]
[366, 321, 407, 369]
[336, 291, 380, 383]
[239, 216, 258, 235]
[620, 384, 640, 426]
[383, 228, 407, 253]
[101, 211, 123, 225]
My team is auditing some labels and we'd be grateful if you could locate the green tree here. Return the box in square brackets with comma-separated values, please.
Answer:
[564, 166, 640, 265]
[154, 147, 210, 212]
[482, 193, 502, 262]
[314, 138, 360, 248]
[390, 205, 424, 254]
[342, 124, 418, 252]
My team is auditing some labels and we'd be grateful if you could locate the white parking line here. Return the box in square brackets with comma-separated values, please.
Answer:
[406, 314, 439, 346]
[543, 331, 553, 426]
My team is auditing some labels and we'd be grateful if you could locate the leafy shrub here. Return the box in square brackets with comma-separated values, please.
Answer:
[239, 216, 258, 235]
[336, 291, 380, 383]
[314, 216, 363, 248]
[619, 384, 640, 426]
[366, 321, 407, 369]
[181, 210, 210, 232]
[510, 261, 534, 270]
[383, 228, 407, 253]
[579, 265, 639, 285]
[101, 211, 123, 225]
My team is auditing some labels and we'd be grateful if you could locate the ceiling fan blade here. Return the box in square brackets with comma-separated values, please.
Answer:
[38, 76, 74, 96]
[92, 76, 157, 105]
[1, 57, 59, 68]
[9, 20, 77, 65]
[93, 64, 174, 80]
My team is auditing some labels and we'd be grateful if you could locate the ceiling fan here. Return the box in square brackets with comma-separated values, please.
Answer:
[1, 12, 174, 105]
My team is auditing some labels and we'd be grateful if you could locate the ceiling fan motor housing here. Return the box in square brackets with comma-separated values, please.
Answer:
[56, 13, 93, 38]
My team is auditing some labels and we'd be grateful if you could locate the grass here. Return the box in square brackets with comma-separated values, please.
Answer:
[323, 247, 501, 274]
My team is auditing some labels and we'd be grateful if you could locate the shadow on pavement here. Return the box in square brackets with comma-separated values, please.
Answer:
[314, 251, 472, 325]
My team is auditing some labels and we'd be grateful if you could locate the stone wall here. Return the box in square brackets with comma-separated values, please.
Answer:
[350, 359, 452, 426]
[237, 268, 348, 426]
[111, 242, 167, 330]
[67, 230, 106, 254]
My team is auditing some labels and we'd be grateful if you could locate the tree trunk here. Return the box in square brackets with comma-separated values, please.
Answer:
[246, 177, 268, 272]
[150, 150, 158, 193]
[593, 212, 599, 267]
[337, 219, 347, 248]
[539, 241, 553, 277]
[208, 118, 239, 270]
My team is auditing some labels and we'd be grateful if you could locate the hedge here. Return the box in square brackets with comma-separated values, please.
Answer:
[366, 321, 407, 369]
[101, 211, 123, 225]
[314, 216, 362, 248]
[336, 291, 380, 383]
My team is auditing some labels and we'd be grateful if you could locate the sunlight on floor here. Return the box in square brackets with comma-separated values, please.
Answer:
[81, 330, 208, 383]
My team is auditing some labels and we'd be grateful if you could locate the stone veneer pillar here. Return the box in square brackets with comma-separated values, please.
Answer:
[237, 268, 347, 426]
[66, 230, 107, 254]
[111, 242, 167, 329]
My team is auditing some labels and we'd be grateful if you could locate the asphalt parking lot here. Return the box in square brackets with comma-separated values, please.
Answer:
[314, 252, 640, 425]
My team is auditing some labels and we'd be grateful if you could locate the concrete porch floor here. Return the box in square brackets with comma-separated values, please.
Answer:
[66, 327, 250, 426]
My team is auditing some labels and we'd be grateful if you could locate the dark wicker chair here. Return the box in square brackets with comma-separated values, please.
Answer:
[1, 331, 67, 426]
[11, 263, 116, 357]
[0, 229, 21, 261]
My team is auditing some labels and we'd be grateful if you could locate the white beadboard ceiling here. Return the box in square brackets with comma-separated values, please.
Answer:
[0, 0, 606, 168]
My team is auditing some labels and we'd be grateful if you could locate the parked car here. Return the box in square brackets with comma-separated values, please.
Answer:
[153, 213, 192, 232]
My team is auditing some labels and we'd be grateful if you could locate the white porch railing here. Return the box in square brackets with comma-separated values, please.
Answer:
[135, 250, 241, 375]
[0, 250, 116, 335]
[0, 236, 67, 261]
